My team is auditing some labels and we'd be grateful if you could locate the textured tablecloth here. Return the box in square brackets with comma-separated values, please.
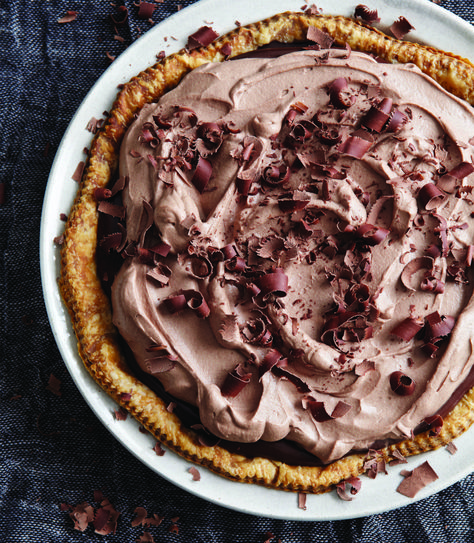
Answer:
[2, 1, 474, 541]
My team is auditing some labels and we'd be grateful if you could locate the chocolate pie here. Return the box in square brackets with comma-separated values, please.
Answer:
[60, 11, 474, 493]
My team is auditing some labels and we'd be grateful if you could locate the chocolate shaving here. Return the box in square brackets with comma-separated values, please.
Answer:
[298, 493, 307, 510]
[191, 156, 212, 193]
[354, 223, 389, 246]
[187, 26, 219, 50]
[338, 131, 373, 158]
[221, 363, 252, 397]
[417, 183, 445, 210]
[137, 2, 156, 19]
[400, 256, 433, 291]
[391, 317, 423, 341]
[390, 371, 415, 396]
[185, 290, 210, 318]
[396, 461, 438, 498]
[328, 77, 354, 109]
[97, 201, 125, 218]
[188, 466, 201, 481]
[163, 294, 187, 314]
[390, 16, 415, 40]
[147, 263, 172, 286]
[307, 26, 334, 49]
[46, 373, 62, 397]
[336, 476, 362, 501]
[424, 311, 455, 341]
[362, 98, 392, 132]
[57, 10, 78, 23]
[258, 268, 288, 297]
[446, 441, 458, 455]
[259, 349, 283, 377]
[386, 109, 408, 132]
[354, 4, 380, 23]
[71, 161, 85, 182]
[307, 399, 352, 422]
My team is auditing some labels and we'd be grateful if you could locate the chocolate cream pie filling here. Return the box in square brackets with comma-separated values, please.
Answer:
[109, 49, 474, 465]
[60, 11, 474, 491]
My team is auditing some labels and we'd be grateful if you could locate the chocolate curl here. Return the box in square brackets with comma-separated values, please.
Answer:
[191, 156, 212, 193]
[236, 176, 253, 196]
[97, 201, 126, 219]
[147, 263, 172, 286]
[258, 268, 288, 297]
[386, 109, 408, 132]
[338, 131, 374, 158]
[307, 399, 352, 422]
[336, 477, 362, 501]
[354, 4, 380, 23]
[432, 213, 449, 257]
[196, 122, 224, 156]
[110, 5, 128, 25]
[328, 77, 354, 109]
[187, 26, 219, 50]
[221, 244, 237, 260]
[391, 317, 423, 341]
[417, 183, 446, 210]
[362, 98, 393, 132]
[438, 162, 474, 193]
[225, 256, 246, 273]
[94, 187, 112, 201]
[354, 223, 389, 246]
[389, 371, 416, 396]
[185, 291, 210, 318]
[400, 256, 434, 291]
[242, 318, 272, 347]
[390, 16, 415, 40]
[424, 311, 455, 341]
[259, 349, 283, 377]
[163, 294, 187, 314]
[262, 163, 290, 186]
[221, 364, 252, 398]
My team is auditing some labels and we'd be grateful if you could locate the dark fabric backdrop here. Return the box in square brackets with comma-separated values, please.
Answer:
[1, 1, 474, 541]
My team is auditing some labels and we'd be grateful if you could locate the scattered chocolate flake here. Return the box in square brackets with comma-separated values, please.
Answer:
[60, 213, 68, 221]
[221, 363, 252, 398]
[188, 466, 201, 481]
[132, 507, 148, 527]
[390, 371, 415, 396]
[390, 449, 408, 465]
[307, 399, 352, 422]
[354, 4, 380, 23]
[46, 373, 62, 397]
[86, 116, 105, 134]
[187, 26, 219, 50]
[153, 442, 166, 456]
[298, 493, 307, 510]
[57, 10, 78, 23]
[114, 406, 128, 420]
[396, 461, 438, 498]
[93, 498, 121, 535]
[306, 26, 334, 49]
[137, 2, 156, 19]
[390, 16, 415, 40]
[106, 51, 116, 62]
[446, 441, 458, 455]
[71, 161, 85, 182]
[221, 42, 232, 57]
[424, 311, 455, 342]
[120, 391, 132, 403]
[54, 234, 65, 245]
[94, 187, 112, 201]
[69, 502, 94, 532]
[336, 476, 362, 501]
[354, 359, 375, 376]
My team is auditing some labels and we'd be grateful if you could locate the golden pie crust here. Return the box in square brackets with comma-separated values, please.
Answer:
[59, 11, 474, 494]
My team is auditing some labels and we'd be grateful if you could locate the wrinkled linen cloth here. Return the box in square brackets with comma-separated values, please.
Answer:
[1, 1, 474, 541]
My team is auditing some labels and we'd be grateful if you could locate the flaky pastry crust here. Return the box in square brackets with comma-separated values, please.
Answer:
[59, 11, 474, 494]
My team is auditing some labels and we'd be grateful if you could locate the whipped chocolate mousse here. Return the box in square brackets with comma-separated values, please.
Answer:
[110, 49, 474, 464]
